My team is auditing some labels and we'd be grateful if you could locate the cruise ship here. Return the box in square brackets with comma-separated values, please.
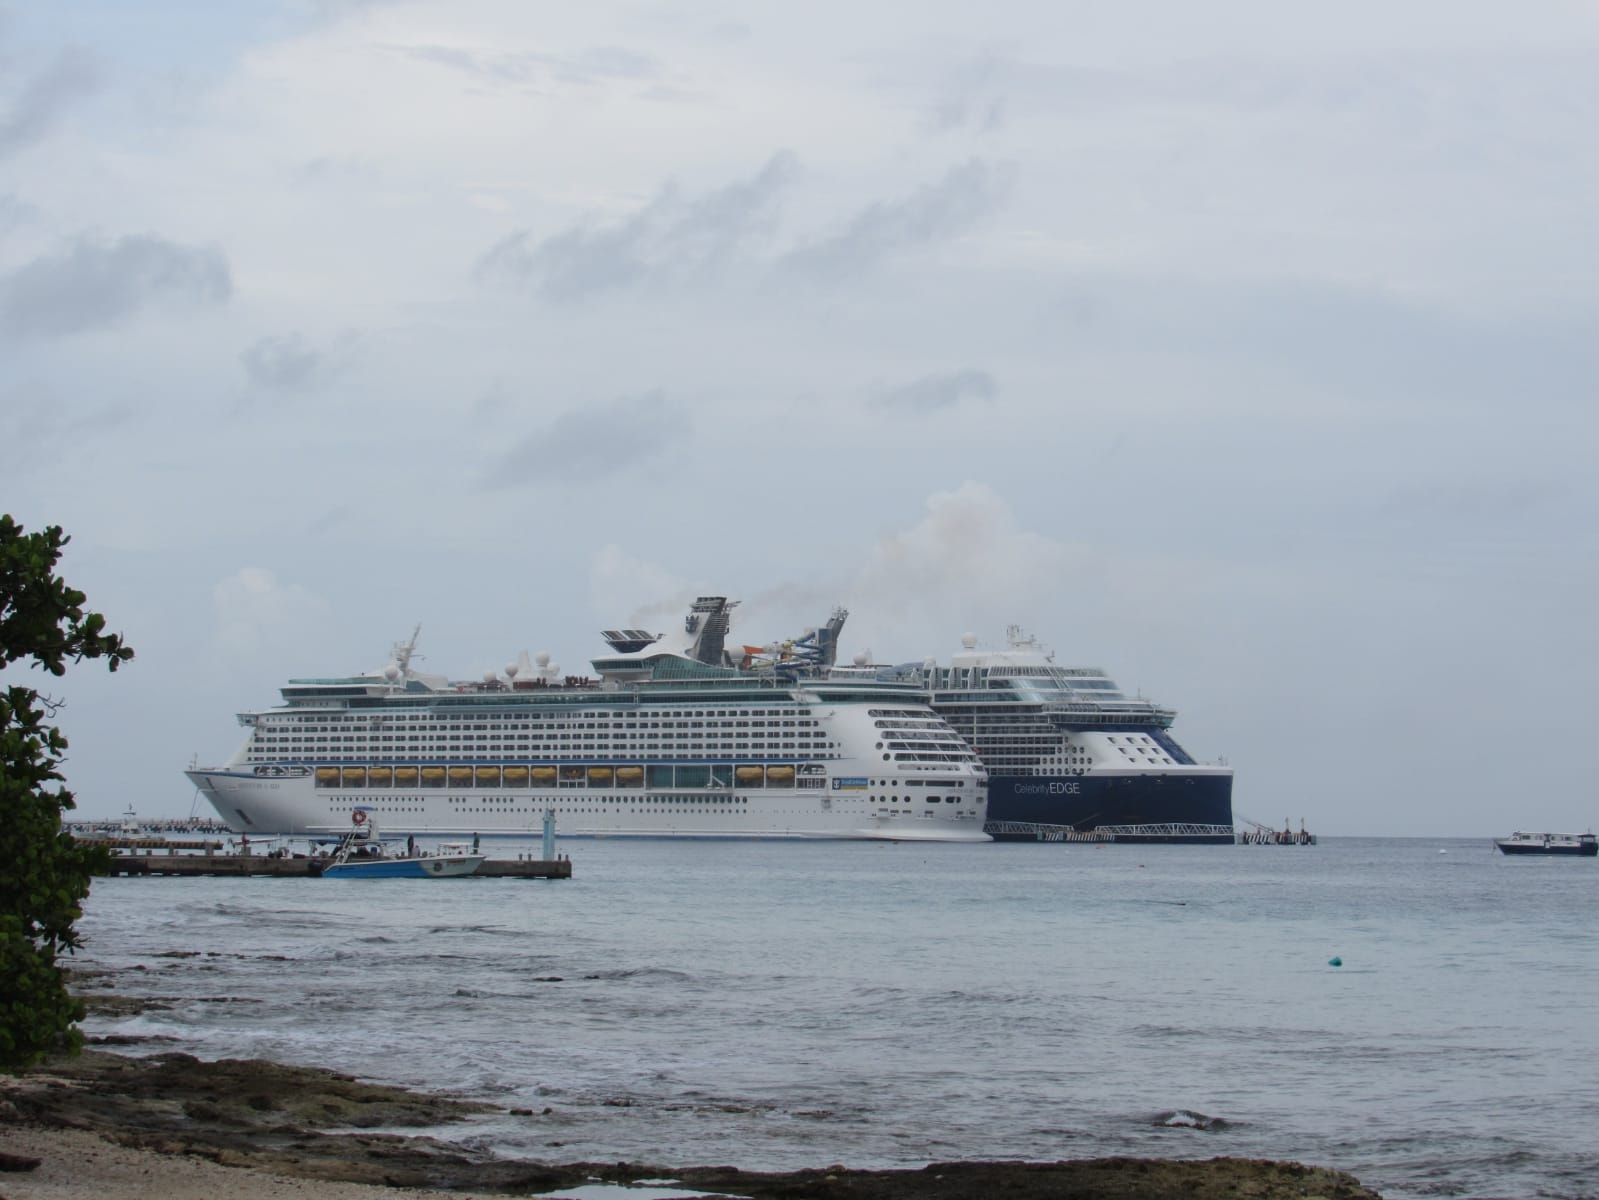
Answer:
[910, 629, 1234, 843]
[738, 613, 1234, 843]
[185, 598, 989, 841]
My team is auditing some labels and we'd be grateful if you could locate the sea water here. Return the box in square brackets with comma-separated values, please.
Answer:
[75, 837, 1599, 1199]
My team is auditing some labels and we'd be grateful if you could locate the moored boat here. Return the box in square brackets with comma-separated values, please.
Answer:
[1493, 831, 1597, 857]
[319, 810, 486, 878]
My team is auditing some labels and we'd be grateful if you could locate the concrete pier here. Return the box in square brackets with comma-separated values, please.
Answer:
[82, 837, 227, 852]
[98, 851, 571, 879]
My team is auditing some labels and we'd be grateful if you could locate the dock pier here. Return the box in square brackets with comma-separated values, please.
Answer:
[97, 848, 571, 880]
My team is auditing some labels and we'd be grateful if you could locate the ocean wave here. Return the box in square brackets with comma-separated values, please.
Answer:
[1152, 1109, 1231, 1131]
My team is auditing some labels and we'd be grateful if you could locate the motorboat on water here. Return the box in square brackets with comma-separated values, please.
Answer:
[319, 809, 485, 878]
[1493, 830, 1597, 857]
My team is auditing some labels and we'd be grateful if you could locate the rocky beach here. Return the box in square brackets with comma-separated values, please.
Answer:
[0, 973, 1384, 1200]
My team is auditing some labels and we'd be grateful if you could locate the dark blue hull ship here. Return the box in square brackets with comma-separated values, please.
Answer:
[985, 771, 1235, 842]
[909, 628, 1235, 844]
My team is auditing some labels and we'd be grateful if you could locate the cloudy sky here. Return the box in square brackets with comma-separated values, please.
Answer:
[4, 1, 1596, 835]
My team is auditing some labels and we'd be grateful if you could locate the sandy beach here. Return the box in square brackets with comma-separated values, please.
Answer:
[1, 1125, 475, 1200]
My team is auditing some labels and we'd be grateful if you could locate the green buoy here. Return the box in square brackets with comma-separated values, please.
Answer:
[1328, 956, 1343, 967]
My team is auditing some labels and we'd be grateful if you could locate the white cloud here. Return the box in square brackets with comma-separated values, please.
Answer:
[587, 546, 694, 644]
[212, 568, 329, 657]
[841, 483, 1076, 658]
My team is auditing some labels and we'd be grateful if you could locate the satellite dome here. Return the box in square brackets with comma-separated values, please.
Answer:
[535, 652, 551, 667]
[482, 669, 497, 683]
[961, 633, 978, 649]
[853, 651, 868, 667]
[505, 663, 519, 678]
[382, 664, 401, 681]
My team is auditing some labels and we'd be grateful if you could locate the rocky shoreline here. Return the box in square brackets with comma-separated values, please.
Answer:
[0, 979, 1383, 1199]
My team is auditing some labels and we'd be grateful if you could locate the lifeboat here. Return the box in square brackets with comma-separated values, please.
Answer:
[765, 765, 795, 784]
[341, 767, 367, 787]
[447, 766, 474, 786]
[615, 766, 644, 786]
[394, 767, 420, 787]
[588, 766, 615, 784]
[502, 766, 530, 786]
[420, 766, 446, 787]
[475, 766, 502, 786]
[367, 766, 393, 787]
[315, 767, 341, 788]
[533, 766, 559, 783]
[735, 765, 766, 784]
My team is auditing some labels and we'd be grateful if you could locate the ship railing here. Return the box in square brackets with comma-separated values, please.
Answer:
[984, 822, 1114, 842]
[1040, 704, 1177, 724]
[1094, 822, 1238, 838]
[986, 820, 1238, 843]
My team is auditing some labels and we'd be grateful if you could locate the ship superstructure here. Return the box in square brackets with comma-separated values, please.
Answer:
[186, 598, 989, 842]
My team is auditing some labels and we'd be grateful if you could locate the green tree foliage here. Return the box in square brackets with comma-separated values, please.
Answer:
[1, 515, 133, 1071]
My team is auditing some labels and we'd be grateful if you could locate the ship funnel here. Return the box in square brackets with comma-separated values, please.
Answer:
[685, 596, 738, 665]
[813, 606, 848, 668]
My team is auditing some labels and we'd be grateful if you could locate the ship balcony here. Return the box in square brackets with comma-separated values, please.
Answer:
[1042, 703, 1175, 726]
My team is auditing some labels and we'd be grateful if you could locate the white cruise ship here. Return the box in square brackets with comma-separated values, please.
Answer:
[185, 598, 989, 841]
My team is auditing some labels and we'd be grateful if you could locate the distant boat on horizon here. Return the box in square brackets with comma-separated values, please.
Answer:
[1493, 831, 1597, 857]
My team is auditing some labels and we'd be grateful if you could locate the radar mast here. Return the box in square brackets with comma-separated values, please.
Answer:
[391, 624, 423, 674]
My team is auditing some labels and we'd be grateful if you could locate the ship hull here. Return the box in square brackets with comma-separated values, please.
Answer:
[186, 769, 991, 843]
[321, 855, 485, 878]
[984, 771, 1234, 842]
[1494, 840, 1597, 857]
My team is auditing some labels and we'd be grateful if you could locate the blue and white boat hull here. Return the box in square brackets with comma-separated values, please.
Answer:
[320, 854, 485, 878]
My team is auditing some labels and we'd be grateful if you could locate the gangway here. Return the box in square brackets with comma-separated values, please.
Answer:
[1093, 822, 1237, 844]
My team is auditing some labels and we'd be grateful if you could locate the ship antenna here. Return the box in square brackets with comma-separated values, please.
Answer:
[392, 624, 422, 674]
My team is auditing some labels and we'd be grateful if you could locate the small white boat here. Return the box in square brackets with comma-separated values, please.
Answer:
[1493, 831, 1597, 857]
[319, 809, 485, 879]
